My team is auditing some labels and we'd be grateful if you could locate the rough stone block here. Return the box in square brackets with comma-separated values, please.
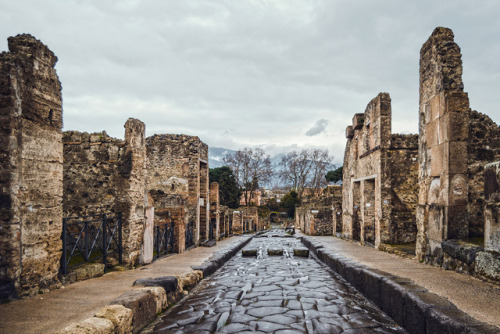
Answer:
[56, 317, 114, 334]
[430, 144, 445, 177]
[429, 92, 444, 122]
[132, 276, 178, 293]
[474, 251, 500, 281]
[346, 126, 354, 139]
[73, 263, 105, 281]
[352, 113, 364, 130]
[178, 271, 201, 293]
[242, 249, 257, 257]
[191, 261, 217, 277]
[425, 119, 439, 148]
[111, 290, 157, 333]
[441, 240, 483, 266]
[135, 286, 167, 313]
[448, 141, 467, 174]
[380, 276, 427, 327]
[444, 111, 468, 142]
[267, 248, 284, 256]
[293, 248, 309, 257]
[95, 305, 133, 334]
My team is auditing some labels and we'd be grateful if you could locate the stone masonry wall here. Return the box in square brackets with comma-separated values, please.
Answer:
[296, 186, 342, 236]
[0, 35, 63, 299]
[63, 119, 147, 266]
[388, 134, 419, 244]
[146, 134, 209, 246]
[63, 131, 123, 217]
[467, 111, 500, 237]
[417, 27, 471, 264]
[342, 93, 392, 247]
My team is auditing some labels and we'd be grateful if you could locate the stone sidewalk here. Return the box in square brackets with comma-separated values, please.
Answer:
[297, 232, 500, 329]
[0, 236, 249, 334]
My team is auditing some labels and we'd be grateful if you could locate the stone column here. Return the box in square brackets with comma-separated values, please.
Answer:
[416, 27, 470, 263]
[0, 34, 63, 299]
[116, 118, 147, 266]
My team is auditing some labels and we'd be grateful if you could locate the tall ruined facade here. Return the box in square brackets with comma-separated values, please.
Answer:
[146, 135, 209, 247]
[296, 185, 342, 236]
[0, 35, 63, 299]
[417, 27, 500, 266]
[63, 119, 148, 265]
[342, 93, 418, 247]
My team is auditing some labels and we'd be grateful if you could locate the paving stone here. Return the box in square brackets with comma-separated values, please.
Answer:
[218, 323, 254, 333]
[145, 230, 407, 334]
[260, 314, 297, 325]
[251, 320, 288, 332]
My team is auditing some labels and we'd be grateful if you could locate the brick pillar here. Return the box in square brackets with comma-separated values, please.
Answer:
[417, 27, 470, 263]
[116, 118, 147, 266]
[0, 35, 63, 299]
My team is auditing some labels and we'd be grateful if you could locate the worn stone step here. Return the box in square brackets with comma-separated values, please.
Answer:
[293, 248, 309, 257]
[267, 248, 284, 256]
[242, 249, 257, 257]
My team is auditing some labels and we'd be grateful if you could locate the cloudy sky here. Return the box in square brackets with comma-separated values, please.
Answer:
[2, 0, 499, 164]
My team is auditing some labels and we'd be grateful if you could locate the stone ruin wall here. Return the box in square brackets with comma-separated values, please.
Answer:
[63, 119, 147, 266]
[296, 185, 342, 236]
[146, 134, 209, 246]
[232, 207, 258, 234]
[0, 35, 63, 299]
[343, 93, 391, 246]
[63, 131, 123, 217]
[219, 205, 232, 238]
[416, 28, 500, 281]
[342, 93, 419, 247]
[148, 191, 186, 253]
[467, 110, 500, 237]
[388, 134, 419, 244]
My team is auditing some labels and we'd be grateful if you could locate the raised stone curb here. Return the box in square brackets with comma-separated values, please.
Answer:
[53, 236, 254, 334]
[110, 290, 157, 333]
[191, 235, 253, 277]
[300, 236, 499, 334]
[94, 304, 133, 334]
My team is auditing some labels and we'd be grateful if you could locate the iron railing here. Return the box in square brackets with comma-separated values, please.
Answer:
[153, 222, 175, 259]
[185, 220, 194, 248]
[61, 213, 122, 274]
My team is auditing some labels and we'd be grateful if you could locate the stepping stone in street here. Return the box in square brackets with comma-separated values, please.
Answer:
[268, 248, 284, 256]
[293, 248, 309, 257]
[242, 249, 257, 257]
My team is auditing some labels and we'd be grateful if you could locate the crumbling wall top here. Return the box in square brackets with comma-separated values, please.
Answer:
[7, 34, 57, 67]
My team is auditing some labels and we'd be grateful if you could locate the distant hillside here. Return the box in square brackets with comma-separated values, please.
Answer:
[208, 147, 236, 168]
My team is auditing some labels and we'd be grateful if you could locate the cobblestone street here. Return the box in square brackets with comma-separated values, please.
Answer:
[144, 231, 406, 333]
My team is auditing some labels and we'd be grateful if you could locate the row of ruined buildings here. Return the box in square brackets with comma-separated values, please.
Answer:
[0, 34, 262, 300]
[297, 27, 500, 282]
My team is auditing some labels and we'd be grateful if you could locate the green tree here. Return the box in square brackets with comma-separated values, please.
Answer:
[209, 167, 242, 209]
[281, 190, 301, 218]
[326, 166, 343, 183]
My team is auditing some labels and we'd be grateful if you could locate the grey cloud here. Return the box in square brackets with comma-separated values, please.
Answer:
[306, 119, 329, 136]
[1, 0, 499, 163]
